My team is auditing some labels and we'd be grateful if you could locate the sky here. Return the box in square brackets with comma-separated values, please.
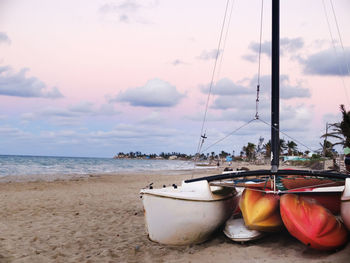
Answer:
[0, 0, 350, 158]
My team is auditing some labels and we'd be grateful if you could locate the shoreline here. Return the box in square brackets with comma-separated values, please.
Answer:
[0, 159, 329, 184]
[1, 168, 349, 262]
[0, 168, 214, 184]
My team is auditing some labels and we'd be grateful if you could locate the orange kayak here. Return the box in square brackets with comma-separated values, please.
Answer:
[280, 194, 348, 250]
[239, 188, 283, 232]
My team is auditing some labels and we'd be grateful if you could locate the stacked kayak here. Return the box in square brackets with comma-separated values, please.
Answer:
[239, 188, 282, 232]
[227, 171, 348, 250]
[280, 194, 347, 250]
[237, 183, 349, 250]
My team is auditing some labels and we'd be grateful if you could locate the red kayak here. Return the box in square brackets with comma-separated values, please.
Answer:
[280, 194, 348, 250]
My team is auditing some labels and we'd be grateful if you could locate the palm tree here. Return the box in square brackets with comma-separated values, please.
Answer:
[219, 150, 229, 159]
[263, 141, 271, 157]
[322, 104, 350, 147]
[287, 140, 298, 155]
[243, 142, 256, 161]
[263, 139, 287, 157]
[279, 139, 287, 155]
[319, 139, 334, 158]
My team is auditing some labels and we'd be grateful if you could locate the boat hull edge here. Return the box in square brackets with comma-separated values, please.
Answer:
[142, 193, 235, 245]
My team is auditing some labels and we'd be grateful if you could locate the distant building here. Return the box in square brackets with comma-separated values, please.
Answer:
[283, 156, 308, 162]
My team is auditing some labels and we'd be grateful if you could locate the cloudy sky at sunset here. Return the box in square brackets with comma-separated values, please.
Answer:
[0, 0, 350, 157]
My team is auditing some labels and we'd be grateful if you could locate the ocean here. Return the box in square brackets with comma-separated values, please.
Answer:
[0, 155, 195, 178]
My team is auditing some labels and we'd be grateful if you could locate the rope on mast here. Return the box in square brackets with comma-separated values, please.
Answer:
[255, 84, 260, 119]
[255, 0, 264, 119]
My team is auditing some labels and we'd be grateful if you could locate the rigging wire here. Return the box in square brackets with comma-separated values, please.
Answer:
[201, 118, 256, 153]
[196, 0, 267, 156]
[194, 113, 320, 160]
[203, 116, 318, 157]
[321, 0, 350, 106]
[216, 0, 236, 80]
[330, 0, 350, 77]
[195, 0, 325, 161]
[255, 0, 264, 119]
[195, 0, 231, 155]
[257, 118, 317, 153]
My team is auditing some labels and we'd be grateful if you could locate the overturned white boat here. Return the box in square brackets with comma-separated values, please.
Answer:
[224, 217, 264, 242]
[140, 180, 238, 245]
[341, 178, 350, 230]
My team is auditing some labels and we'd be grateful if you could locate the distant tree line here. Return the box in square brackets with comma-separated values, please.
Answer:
[114, 105, 350, 162]
[113, 151, 195, 160]
[113, 139, 332, 162]
[239, 139, 316, 162]
[114, 151, 236, 160]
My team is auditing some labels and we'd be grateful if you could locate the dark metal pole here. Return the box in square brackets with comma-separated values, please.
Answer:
[271, 0, 280, 172]
[184, 169, 350, 184]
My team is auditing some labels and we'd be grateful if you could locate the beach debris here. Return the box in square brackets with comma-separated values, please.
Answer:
[134, 245, 141, 254]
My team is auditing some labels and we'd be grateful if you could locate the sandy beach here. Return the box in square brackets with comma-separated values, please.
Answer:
[1, 166, 350, 263]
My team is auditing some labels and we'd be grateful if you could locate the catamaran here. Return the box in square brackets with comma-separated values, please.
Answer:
[141, 0, 350, 249]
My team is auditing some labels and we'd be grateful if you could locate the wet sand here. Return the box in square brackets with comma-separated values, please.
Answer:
[0, 166, 349, 262]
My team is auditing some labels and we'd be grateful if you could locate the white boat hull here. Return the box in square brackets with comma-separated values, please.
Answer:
[341, 201, 350, 230]
[223, 217, 264, 242]
[341, 178, 350, 230]
[141, 180, 237, 245]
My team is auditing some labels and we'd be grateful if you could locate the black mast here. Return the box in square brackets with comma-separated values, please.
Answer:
[271, 0, 280, 172]
[185, 0, 350, 186]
